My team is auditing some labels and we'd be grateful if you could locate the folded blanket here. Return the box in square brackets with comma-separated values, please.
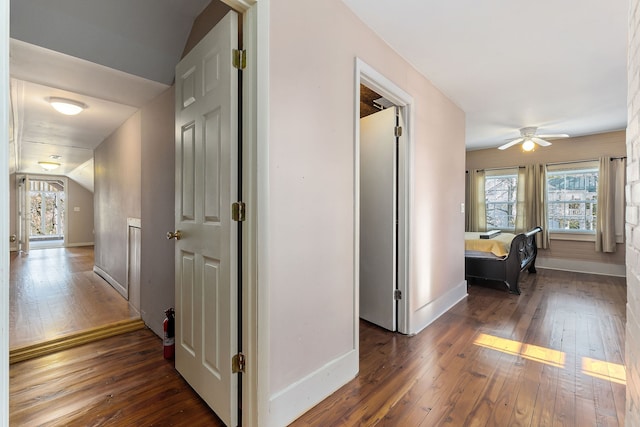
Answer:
[464, 232, 515, 257]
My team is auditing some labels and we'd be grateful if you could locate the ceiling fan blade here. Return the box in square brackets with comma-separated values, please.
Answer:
[536, 133, 569, 139]
[498, 137, 524, 150]
[532, 137, 552, 147]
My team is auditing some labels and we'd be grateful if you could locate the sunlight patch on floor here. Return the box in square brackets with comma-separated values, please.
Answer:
[582, 356, 626, 385]
[474, 333, 626, 385]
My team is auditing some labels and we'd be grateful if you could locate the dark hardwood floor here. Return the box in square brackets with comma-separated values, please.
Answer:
[10, 268, 626, 426]
[292, 269, 626, 426]
[10, 246, 139, 349]
[10, 329, 226, 426]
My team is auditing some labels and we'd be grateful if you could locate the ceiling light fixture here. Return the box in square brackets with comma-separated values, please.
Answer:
[38, 161, 61, 171]
[522, 139, 536, 152]
[47, 97, 87, 115]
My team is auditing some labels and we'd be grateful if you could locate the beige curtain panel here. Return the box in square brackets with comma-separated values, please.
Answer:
[514, 164, 549, 249]
[466, 169, 486, 232]
[596, 157, 625, 252]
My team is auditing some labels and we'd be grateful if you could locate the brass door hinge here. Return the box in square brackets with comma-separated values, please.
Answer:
[233, 49, 246, 70]
[394, 126, 403, 138]
[232, 352, 246, 373]
[232, 202, 246, 222]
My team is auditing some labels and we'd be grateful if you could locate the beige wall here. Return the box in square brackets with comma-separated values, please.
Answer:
[140, 86, 175, 337]
[466, 131, 626, 272]
[626, 0, 640, 421]
[265, 0, 466, 422]
[94, 112, 142, 289]
[67, 177, 94, 245]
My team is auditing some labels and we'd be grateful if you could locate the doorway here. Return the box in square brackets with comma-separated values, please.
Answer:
[356, 59, 412, 335]
[22, 175, 67, 250]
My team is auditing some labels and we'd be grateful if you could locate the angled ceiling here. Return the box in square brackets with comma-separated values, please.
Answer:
[9, 0, 630, 182]
[9, 0, 212, 188]
[343, 0, 629, 150]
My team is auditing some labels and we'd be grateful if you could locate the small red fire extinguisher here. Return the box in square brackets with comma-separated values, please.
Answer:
[163, 308, 175, 359]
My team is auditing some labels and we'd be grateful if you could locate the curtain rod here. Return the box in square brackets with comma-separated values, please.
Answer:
[466, 156, 626, 173]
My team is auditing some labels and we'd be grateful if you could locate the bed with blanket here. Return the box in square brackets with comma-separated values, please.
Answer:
[464, 226, 542, 294]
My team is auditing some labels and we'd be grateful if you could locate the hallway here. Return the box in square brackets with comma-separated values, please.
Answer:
[10, 246, 139, 350]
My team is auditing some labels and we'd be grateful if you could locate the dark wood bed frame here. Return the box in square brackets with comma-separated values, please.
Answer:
[465, 226, 542, 295]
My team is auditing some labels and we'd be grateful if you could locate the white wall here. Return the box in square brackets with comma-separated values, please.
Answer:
[626, 0, 640, 421]
[263, 0, 466, 424]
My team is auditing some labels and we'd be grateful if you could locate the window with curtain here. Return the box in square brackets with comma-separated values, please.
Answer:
[546, 162, 598, 233]
[485, 169, 518, 231]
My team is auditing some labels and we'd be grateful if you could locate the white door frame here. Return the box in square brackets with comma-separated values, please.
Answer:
[1, 0, 10, 424]
[355, 58, 413, 335]
[220, 1, 260, 426]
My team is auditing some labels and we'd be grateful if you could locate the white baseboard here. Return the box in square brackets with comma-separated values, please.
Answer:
[410, 280, 468, 335]
[66, 242, 94, 247]
[536, 257, 626, 277]
[93, 265, 128, 299]
[266, 348, 358, 427]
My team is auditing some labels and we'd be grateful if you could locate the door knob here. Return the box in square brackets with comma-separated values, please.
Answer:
[167, 230, 182, 240]
[9, 234, 16, 243]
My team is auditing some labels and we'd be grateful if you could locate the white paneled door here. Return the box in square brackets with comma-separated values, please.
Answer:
[173, 10, 238, 426]
[360, 107, 397, 331]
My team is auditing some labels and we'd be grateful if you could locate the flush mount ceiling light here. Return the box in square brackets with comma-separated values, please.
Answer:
[38, 161, 61, 171]
[47, 97, 87, 115]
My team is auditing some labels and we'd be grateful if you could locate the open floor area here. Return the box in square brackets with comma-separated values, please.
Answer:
[10, 268, 626, 426]
[10, 246, 139, 349]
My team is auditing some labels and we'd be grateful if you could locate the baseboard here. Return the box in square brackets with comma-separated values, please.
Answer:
[66, 242, 94, 247]
[93, 265, 128, 299]
[266, 348, 358, 427]
[410, 280, 468, 335]
[536, 257, 626, 277]
[10, 318, 145, 364]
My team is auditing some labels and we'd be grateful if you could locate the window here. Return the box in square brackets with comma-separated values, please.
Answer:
[485, 171, 518, 231]
[546, 167, 598, 232]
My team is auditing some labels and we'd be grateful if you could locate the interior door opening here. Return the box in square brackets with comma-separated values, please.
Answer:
[356, 59, 413, 341]
[18, 175, 68, 251]
[359, 98, 399, 332]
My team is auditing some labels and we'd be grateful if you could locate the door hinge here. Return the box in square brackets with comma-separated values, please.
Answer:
[394, 126, 403, 138]
[232, 352, 246, 373]
[394, 289, 402, 300]
[233, 49, 246, 70]
[232, 202, 246, 222]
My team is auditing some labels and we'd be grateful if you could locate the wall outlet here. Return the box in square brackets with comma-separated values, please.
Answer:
[74, 206, 80, 212]
[460, 203, 465, 214]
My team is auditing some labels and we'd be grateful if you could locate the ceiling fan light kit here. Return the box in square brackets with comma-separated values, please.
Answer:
[47, 97, 87, 116]
[498, 126, 569, 151]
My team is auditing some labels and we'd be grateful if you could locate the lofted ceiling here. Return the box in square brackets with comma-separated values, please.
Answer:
[9, 0, 212, 189]
[8, 1, 630, 188]
[344, 0, 629, 150]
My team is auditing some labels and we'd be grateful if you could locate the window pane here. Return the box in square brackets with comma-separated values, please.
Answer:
[485, 174, 517, 231]
[547, 168, 598, 232]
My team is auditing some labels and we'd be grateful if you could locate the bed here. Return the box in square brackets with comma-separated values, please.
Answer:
[464, 226, 542, 294]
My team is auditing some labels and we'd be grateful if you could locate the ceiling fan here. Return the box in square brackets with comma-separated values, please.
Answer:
[498, 126, 569, 151]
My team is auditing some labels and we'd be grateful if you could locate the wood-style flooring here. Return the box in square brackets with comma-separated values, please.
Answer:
[10, 268, 626, 426]
[10, 246, 138, 349]
[293, 269, 626, 426]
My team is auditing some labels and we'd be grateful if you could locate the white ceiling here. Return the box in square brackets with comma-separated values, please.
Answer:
[9, 1, 630, 187]
[343, 0, 629, 150]
[9, 0, 211, 188]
